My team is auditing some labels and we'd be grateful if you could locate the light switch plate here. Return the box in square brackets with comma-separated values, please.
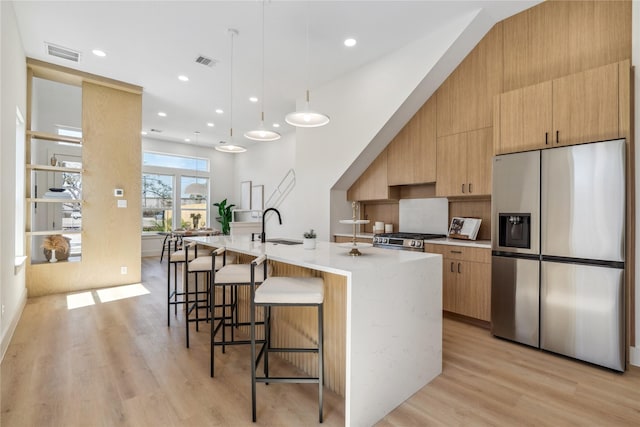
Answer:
[114, 188, 124, 197]
[117, 199, 127, 208]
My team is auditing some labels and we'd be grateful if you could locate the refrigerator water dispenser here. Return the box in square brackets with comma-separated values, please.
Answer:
[498, 213, 531, 249]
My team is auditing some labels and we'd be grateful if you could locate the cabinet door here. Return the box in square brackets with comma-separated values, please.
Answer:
[552, 62, 619, 146]
[347, 149, 391, 201]
[413, 97, 437, 183]
[442, 258, 458, 312]
[386, 125, 412, 185]
[466, 127, 492, 196]
[457, 260, 491, 321]
[498, 82, 552, 154]
[436, 133, 467, 197]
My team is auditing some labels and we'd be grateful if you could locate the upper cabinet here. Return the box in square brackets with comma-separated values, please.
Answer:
[387, 97, 437, 186]
[436, 127, 492, 198]
[347, 148, 399, 202]
[436, 23, 503, 137]
[495, 60, 627, 154]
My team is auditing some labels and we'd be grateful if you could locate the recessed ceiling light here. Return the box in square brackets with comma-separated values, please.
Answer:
[273, 123, 280, 128]
[178, 75, 189, 82]
[215, 109, 224, 114]
[249, 96, 258, 103]
[207, 122, 215, 127]
[158, 112, 167, 117]
[344, 38, 357, 47]
[92, 49, 107, 57]
[141, 131, 148, 135]
[185, 138, 191, 142]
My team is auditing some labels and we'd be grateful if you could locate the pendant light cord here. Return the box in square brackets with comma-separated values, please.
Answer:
[261, 0, 265, 122]
[229, 29, 235, 139]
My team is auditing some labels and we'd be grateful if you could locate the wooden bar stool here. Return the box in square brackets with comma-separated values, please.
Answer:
[166, 237, 195, 327]
[184, 243, 236, 348]
[250, 255, 325, 423]
[210, 248, 270, 378]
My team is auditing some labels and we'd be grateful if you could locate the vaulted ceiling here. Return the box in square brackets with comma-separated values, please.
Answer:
[12, 1, 537, 148]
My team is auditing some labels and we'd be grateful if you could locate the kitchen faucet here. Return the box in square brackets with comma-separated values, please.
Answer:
[260, 207, 282, 242]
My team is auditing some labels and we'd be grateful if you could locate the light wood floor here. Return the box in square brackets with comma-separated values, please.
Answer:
[2, 257, 640, 426]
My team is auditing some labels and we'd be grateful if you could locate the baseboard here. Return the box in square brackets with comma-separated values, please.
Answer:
[630, 346, 640, 367]
[1, 286, 27, 363]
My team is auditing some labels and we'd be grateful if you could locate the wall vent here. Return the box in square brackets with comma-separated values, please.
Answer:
[45, 42, 81, 62]
[195, 55, 217, 67]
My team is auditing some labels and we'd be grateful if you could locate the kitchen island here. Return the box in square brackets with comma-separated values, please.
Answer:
[185, 235, 442, 426]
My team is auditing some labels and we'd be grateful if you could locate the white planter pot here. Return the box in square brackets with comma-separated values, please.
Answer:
[303, 238, 316, 250]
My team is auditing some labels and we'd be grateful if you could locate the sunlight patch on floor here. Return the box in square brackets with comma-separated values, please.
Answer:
[66, 291, 96, 309]
[96, 283, 150, 303]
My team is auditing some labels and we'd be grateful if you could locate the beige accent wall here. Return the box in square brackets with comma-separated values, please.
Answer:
[27, 79, 142, 296]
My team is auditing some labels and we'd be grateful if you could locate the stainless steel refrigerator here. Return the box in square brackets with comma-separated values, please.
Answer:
[491, 139, 625, 371]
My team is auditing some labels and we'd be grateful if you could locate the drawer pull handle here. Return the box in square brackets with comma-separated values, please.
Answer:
[450, 250, 462, 254]
[556, 130, 559, 144]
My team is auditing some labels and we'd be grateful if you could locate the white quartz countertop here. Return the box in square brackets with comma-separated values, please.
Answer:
[425, 237, 491, 249]
[185, 235, 439, 276]
[333, 233, 374, 240]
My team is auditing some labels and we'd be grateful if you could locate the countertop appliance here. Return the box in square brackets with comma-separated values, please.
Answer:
[491, 139, 625, 371]
[373, 198, 448, 251]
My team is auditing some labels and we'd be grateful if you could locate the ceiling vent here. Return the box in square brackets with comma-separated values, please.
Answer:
[45, 42, 81, 62]
[195, 55, 217, 67]
[150, 128, 163, 133]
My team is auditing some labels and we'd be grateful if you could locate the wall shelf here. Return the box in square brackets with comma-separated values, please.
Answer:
[27, 164, 83, 173]
[27, 230, 82, 236]
[27, 130, 83, 145]
[27, 198, 83, 204]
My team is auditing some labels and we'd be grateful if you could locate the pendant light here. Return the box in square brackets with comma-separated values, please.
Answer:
[215, 29, 247, 153]
[244, 0, 281, 141]
[285, 2, 330, 128]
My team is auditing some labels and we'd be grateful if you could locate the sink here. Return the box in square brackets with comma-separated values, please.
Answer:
[266, 238, 303, 245]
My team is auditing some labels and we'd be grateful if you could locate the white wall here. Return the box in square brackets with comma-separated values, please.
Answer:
[632, 0, 639, 368]
[233, 132, 296, 238]
[0, 0, 27, 360]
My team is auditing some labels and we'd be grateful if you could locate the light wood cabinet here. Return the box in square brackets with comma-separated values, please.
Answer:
[387, 97, 437, 185]
[552, 61, 619, 147]
[496, 61, 623, 154]
[347, 149, 399, 201]
[425, 244, 491, 322]
[436, 127, 492, 197]
[436, 24, 503, 137]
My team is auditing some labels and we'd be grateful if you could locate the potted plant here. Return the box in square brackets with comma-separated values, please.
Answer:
[213, 198, 236, 235]
[303, 229, 317, 249]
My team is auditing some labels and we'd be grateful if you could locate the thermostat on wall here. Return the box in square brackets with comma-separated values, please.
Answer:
[114, 189, 124, 197]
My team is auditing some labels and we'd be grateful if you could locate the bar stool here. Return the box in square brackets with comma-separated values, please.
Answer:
[250, 255, 324, 423]
[166, 237, 195, 327]
[210, 248, 270, 378]
[184, 243, 236, 348]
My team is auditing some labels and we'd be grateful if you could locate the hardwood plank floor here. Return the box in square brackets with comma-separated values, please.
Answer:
[3, 257, 640, 426]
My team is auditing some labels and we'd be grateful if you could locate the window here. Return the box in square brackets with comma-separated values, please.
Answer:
[141, 152, 209, 232]
[142, 173, 173, 232]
